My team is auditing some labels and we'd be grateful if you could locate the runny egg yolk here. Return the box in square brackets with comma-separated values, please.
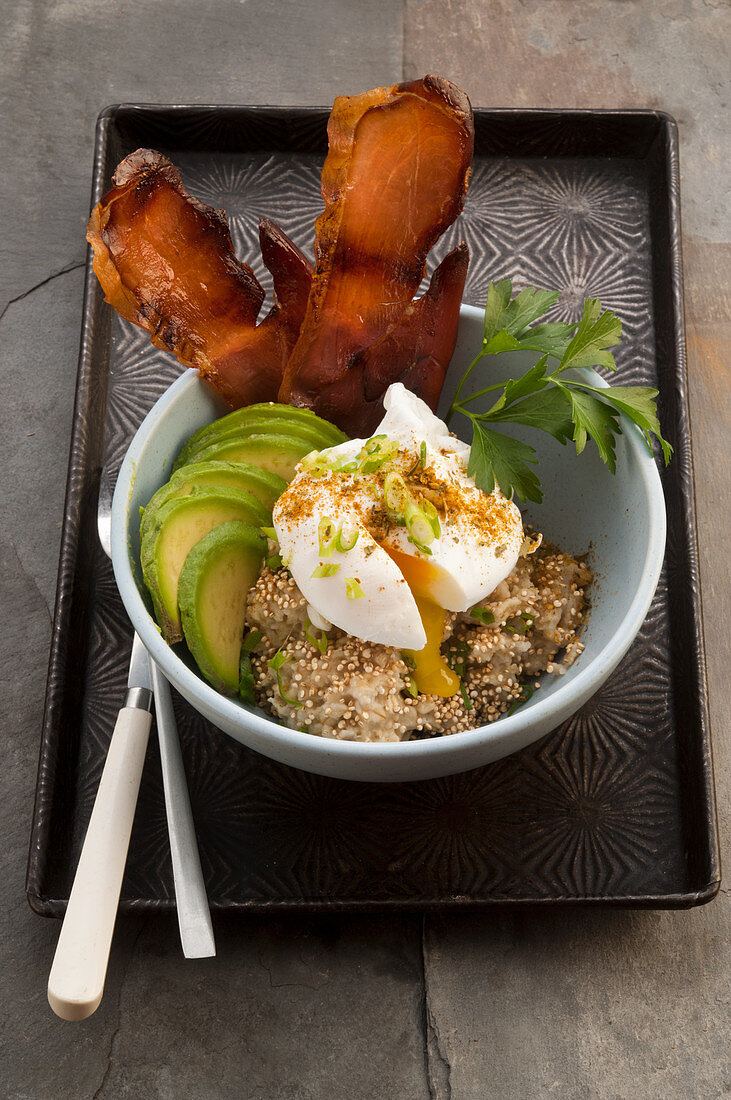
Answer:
[383, 546, 461, 698]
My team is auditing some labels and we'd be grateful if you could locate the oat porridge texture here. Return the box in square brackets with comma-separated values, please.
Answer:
[245, 544, 591, 742]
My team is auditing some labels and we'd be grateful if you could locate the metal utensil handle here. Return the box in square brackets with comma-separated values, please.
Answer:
[47, 706, 152, 1021]
[150, 662, 215, 958]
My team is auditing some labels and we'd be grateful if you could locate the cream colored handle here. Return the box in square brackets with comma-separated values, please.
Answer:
[47, 706, 152, 1021]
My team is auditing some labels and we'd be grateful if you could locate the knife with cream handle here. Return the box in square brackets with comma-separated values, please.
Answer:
[47, 633, 153, 1021]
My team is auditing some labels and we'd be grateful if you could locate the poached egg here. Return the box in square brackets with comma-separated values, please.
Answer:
[272, 384, 523, 697]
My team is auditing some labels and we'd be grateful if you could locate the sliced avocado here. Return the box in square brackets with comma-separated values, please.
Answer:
[175, 402, 346, 468]
[178, 521, 266, 695]
[140, 487, 270, 642]
[187, 433, 322, 482]
[142, 461, 287, 522]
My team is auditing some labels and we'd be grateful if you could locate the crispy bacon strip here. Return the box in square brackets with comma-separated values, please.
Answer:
[87, 151, 311, 406]
[279, 75, 474, 423]
[307, 243, 470, 436]
[212, 218, 313, 406]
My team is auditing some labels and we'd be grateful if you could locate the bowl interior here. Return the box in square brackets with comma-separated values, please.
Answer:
[112, 305, 666, 779]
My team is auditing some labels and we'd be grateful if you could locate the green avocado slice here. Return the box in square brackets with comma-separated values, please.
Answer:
[178, 521, 266, 695]
[175, 402, 346, 468]
[140, 487, 270, 642]
[186, 433, 324, 482]
[142, 460, 287, 522]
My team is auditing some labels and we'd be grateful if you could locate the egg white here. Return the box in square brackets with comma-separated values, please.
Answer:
[273, 384, 523, 648]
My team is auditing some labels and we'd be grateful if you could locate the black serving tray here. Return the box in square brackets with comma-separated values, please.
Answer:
[28, 105, 720, 915]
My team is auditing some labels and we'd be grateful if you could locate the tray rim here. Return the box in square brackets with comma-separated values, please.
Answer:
[27, 103, 721, 917]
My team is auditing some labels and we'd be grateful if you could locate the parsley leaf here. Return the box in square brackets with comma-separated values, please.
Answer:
[557, 297, 622, 373]
[592, 385, 673, 463]
[484, 385, 575, 445]
[468, 421, 543, 503]
[554, 382, 620, 472]
[448, 280, 672, 501]
[482, 280, 560, 349]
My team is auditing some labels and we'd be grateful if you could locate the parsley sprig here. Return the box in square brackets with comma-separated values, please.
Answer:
[446, 280, 672, 503]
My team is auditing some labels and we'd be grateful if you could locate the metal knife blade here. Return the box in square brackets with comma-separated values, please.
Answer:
[125, 632, 154, 711]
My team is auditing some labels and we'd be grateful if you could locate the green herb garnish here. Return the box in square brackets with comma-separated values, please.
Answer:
[266, 553, 283, 571]
[404, 500, 436, 554]
[242, 630, 263, 653]
[239, 630, 263, 704]
[446, 639, 471, 679]
[470, 606, 495, 626]
[311, 562, 341, 578]
[446, 280, 672, 503]
[335, 523, 359, 552]
[268, 648, 301, 708]
[318, 516, 337, 557]
[502, 612, 536, 635]
[345, 577, 365, 600]
[304, 618, 329, 654]
[507, 683, 535, 715]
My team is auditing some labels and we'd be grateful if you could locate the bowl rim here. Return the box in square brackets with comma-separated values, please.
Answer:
[111, 303, 667, 765]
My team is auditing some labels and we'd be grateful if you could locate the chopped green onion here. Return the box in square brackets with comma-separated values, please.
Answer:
[268, 648, 301, 708]
[335, 522, 359, 552]
[405, 675, 419, 698]
[311, 563, 341, 578]
[301, 450, 341, 478]
[304, 618, 328, 654]
[420, 499, 441, 539]
[260, 526, 277, 541]
[507, 683, 534, 715]
[407, 439, 428, 476]
[239, 654, 256, 704]
[400, 651, 416, 671]
[365, 434, 388, 449]
[405, 501, 436, 549]
[345, 577, 365, 600]
[338, 459, 359, 474]
[318, 515, 337, 557]
[446, 639, 471, 678]
[359, 454, 387, 474]
[407, 535, 433, 555]
[299, 450, 322, 475]
[356, 435, 398, 474]
[460, 684, 474, 711]
[470, 606, 495, 626]
[239, 631, 261, 703]
[266, 553, 283, 571]
[383, 471, 409, 520]
[241, 629, 263, 654]
[502, 611, 536, 635]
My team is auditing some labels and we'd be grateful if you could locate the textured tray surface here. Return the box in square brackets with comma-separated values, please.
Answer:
[28, 107, 719, 914]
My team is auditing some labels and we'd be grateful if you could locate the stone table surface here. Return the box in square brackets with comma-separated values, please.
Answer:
[1, 1, 728, 1096]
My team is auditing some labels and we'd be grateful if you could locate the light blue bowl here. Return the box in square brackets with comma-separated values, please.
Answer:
[111, 304, 666, 782]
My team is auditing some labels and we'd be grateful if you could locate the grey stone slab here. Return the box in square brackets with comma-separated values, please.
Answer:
[421, 904, 731, 1099]
[5, 912, 430, 1100]
[93, 913, 429, 1100]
